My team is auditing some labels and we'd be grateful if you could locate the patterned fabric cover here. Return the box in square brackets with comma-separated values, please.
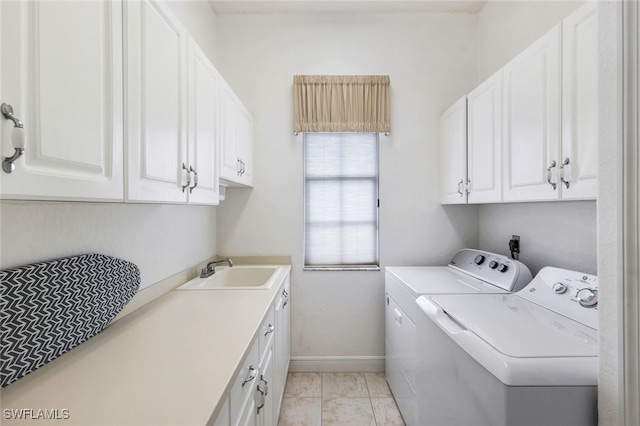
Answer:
[0, 253, 140, 387]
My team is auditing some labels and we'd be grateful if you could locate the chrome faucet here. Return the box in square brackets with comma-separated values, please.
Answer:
[200, 258, 233, 278]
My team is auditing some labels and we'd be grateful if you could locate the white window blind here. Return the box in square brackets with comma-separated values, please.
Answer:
[304, 133, 379, 269]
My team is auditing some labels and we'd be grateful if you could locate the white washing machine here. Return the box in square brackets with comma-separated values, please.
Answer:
[385, 249, 532, 426]
[416, 267, 598, 426]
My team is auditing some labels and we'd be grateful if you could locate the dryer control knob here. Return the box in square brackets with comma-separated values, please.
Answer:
[553, 282, 568, 294]
[489, 260, 498, 269]
[497, 263, 508, 273]
[474, 255, 485, 265]
[576, 288, 598, 307]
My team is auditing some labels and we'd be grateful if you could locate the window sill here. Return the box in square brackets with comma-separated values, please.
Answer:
[303, 266, 381, 272]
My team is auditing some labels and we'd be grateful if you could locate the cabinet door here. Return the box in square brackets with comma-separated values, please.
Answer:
[440, 96, 467, 204]
[467, 70, 503, 203]
[257, 347, 274, 426]
[219, 80, 240, 182]
[503, 25, 561, 202]
[125, 0, 188, 203]
[187, 39, 220, 205]
[0, 1, 123, 201]
[237, 104, 254, 187]
[274, 280, 290, 421]
[561, 2, 598, 200]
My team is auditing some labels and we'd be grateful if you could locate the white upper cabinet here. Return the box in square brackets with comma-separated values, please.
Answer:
[237, 103, 255, 187]
[502, 24, 562, 202]
[125, 0, 219, 205]
[467, 70, 503, 203]
[219, 79, 254, 187]
[125, 0, 188, 203]
[186, 39, 220, 205]
[561, 2, 598, 200]
[0, 0, 124, 201]
[440, 96, 467, 204]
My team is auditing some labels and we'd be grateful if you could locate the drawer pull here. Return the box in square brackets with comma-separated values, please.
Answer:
[264, 324, 275, 336]
[242, 365, 257, 387]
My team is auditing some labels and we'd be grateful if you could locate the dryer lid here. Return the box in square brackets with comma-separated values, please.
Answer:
[429, 294, 598, 359]
[386, 266, 508, 297]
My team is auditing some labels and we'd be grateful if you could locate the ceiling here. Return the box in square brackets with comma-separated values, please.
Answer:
[208, 0, 488, 15]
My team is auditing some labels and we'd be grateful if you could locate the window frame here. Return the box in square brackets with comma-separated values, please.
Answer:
[302, 132, 380, 271]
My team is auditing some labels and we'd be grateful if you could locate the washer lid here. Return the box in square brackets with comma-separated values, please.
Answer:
[385, 267, 508, 297]
[429, 294, 598, 359]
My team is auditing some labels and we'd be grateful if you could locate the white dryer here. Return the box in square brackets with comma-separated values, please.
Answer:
[385, 249, 532, 425]
[416, 267, 598, 426]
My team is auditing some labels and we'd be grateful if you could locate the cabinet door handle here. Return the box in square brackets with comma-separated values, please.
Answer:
[260, 375, 269, 395]
[559, 157, 571, 189]
[182, 163, 191, 192]
[242, 365, 257, 386]
[237, 158, 242, 176]
[1, 103, 26, 174]
[256, 392, 266, 414]
[189, 165, 198, 193]
[457, 179, 464, 196]
[264, 323, 275, 336]
[546, 160, 557, 190]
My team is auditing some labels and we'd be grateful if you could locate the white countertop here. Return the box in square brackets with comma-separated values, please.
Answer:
[1, 265, 291, 425]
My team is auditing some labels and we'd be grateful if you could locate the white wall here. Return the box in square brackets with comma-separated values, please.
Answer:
[0, 1, 220, 290]
[475, 0, 596, 276]
[477, 0, 584, 82]
[215, 13, 480, 359]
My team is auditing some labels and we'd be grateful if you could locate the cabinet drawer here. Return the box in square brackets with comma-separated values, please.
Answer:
[230, 338, 260, 424]
[259, 305, 275, 364]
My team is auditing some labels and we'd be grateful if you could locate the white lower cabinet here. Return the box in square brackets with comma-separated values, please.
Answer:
[274, 277, 291, 420]
[257, 346, 274, 426]
[213, 272, 290, 426]
[231, 338, 260, 425]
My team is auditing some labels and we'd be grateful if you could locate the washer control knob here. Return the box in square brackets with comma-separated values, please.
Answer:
[553, 282, 568, 294]
[474, 255, 485, 265]
[576, 288, 598, 307]
[497, 263, 509, 273]
[489, 260, 498, 269]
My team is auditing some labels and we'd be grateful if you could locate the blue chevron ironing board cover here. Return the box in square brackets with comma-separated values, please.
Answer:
[0, 253, 140, 388]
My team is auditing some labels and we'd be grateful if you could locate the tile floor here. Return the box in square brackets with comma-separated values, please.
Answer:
[278, 372, 405, 426]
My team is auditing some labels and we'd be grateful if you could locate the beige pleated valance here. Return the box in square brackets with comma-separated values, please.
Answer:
[293, 75, 390, 133]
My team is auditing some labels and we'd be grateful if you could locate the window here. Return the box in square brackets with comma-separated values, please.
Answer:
[304, 133, 379, 270]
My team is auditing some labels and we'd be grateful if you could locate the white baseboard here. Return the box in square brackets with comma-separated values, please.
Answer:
[289, 356, 385, 373]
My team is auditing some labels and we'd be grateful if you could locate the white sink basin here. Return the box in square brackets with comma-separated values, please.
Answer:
[177, 266, 280, 290]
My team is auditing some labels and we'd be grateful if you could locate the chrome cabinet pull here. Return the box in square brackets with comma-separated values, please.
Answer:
[546, 160, 557, 190]
[256, 375, 269, 414]
[189, 165, 198, 193]
[1, 103, 26, 174]
[466, 178, 471, 197]
[260, 376, 269, 395]
[264, 323, 275, 336]
[242, 365, 257, 387]
[559, 157, 571, 189]
[181, 163, 191, 192]
[457, 179, 464, 196]
[237, 158, 242, 176]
